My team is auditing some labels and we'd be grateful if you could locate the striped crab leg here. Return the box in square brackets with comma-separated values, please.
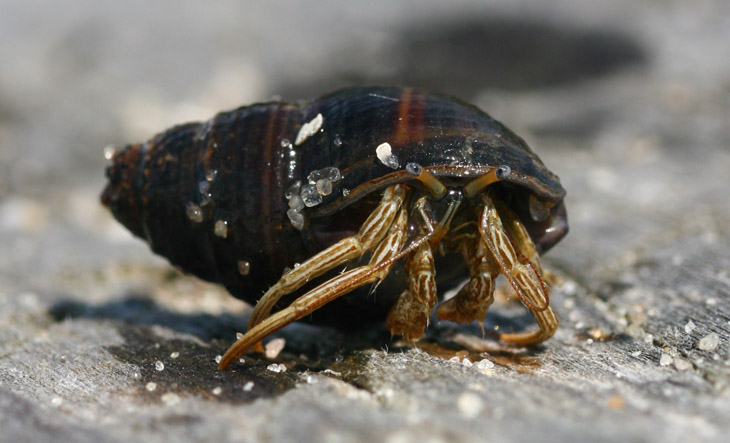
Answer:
[479, 194, 558, 345]
[246, 184, 407, 340]
[385, 196, 438, 340]
[219, 204, 411, 369]
[435, 236, 498, 332]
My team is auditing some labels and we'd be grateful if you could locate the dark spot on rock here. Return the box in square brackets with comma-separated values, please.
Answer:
[107, 325, 300, 404]
[49, 295, 303, 403]
[276, 17, 646, 100]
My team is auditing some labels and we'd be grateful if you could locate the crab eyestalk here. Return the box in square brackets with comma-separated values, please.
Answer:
[463, 165, 511, 198]
[406, 163, 447, 199]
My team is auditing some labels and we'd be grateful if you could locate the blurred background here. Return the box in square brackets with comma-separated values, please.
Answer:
[1, 0, 729, 441]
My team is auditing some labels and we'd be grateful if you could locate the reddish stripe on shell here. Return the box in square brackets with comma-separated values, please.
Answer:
[394, 87, 425, 149]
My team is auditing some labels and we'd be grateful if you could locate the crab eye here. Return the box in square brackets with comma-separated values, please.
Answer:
[528, 194, 551, 222]
[495, 165, 511, 179]
[405, 162, 422, 176]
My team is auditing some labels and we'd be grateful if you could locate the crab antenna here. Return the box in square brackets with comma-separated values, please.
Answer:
[406, 163, 447, 199]
[463, 165, 511, 198]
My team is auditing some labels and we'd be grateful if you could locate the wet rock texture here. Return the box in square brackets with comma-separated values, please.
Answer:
[1, 1, 729, 442]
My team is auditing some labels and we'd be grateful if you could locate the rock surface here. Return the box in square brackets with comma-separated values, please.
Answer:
[1, 1, 729, 442]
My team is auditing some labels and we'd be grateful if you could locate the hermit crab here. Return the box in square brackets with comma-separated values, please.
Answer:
[101, 86, 568, 369]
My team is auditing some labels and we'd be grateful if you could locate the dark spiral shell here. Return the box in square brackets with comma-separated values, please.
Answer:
[101, 86, 565, 325]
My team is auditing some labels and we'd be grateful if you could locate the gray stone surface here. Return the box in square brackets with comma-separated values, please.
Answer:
[1, 1, 729, 442]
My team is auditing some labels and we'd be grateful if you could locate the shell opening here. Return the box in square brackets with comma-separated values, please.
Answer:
[528, 194, 551, 222]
